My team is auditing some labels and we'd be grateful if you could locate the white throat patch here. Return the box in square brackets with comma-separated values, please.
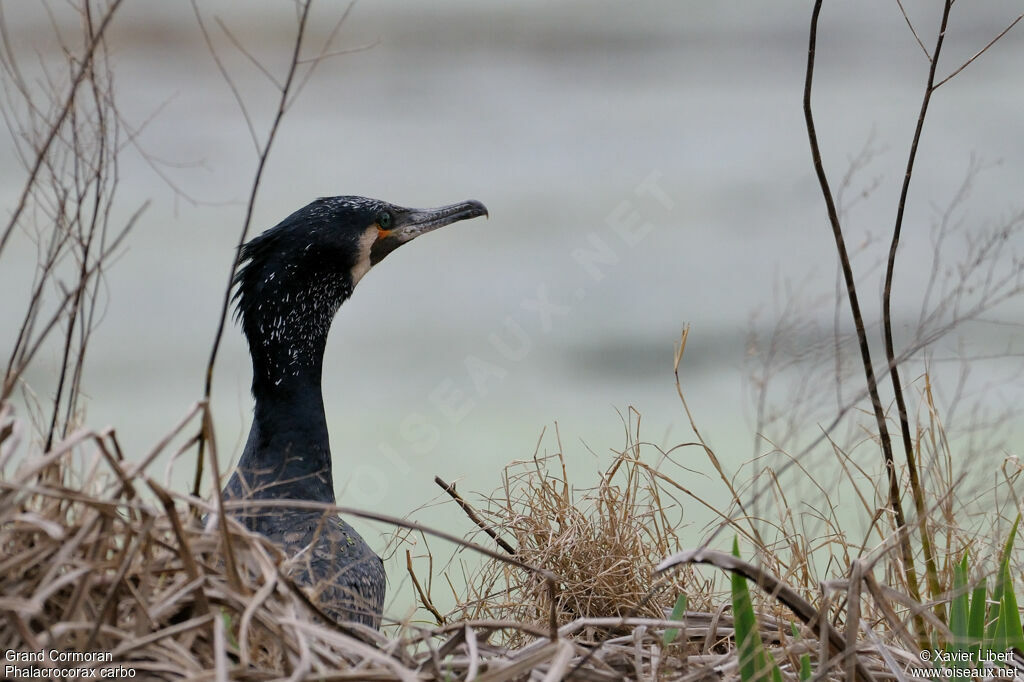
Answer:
[350, 228, 377, 285]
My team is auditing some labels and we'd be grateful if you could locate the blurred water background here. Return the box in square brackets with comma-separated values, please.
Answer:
[2, 1, 1022, 618]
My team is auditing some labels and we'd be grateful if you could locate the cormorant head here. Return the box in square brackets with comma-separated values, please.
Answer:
[233, 196, 487, 390]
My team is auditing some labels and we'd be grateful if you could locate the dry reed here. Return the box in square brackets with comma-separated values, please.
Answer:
[0, 399, 935, 681]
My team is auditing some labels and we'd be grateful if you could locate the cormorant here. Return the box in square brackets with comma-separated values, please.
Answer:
[223, 196, 488, 628]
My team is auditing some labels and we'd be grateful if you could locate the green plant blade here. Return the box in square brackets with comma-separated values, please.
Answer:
[1000, 573, 1024, 652]
[948, 552, 970, 665]
[732, 537, 760, 682]
[731, 538, 781, 682]
[987, 516, 1019, 644]
[993, 594, 1008, 653]
[663, 593, 688, 645]
[791, 622, 812, 681]
[220, 608, 239, 650]
[967, 579, 987, 660]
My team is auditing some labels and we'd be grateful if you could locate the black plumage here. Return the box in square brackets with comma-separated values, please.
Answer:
[223, 195, 487, 627]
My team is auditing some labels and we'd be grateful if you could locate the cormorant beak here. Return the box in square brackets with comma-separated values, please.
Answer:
[370, 199, 488, 265]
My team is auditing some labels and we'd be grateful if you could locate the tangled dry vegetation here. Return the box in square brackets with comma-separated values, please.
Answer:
[438, 419, 697, 635]
[0, 399, 957, 681]
[0, 401, 773, 681]
[3, 0, 1024, 680]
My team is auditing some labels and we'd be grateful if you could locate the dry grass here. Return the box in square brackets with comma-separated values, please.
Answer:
[0, 403, 390, 679]
[444, 420, 695, 643]
[3, 2, 1022, 679]
[0, 401, 732, 680]
[0, 396, 944, 682]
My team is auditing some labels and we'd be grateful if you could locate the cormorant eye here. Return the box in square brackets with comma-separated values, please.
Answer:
[378, 212, 392, 229]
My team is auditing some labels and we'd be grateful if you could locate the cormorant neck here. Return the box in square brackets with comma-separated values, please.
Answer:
[235, 377, 335, 505]
[234, 282, 351, 505]
[249, 330, 329, 397]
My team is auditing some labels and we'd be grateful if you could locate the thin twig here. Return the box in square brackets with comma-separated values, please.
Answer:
[193, 0, 315, 499]
[933, 13, 1023, 90]
[288, 0, 362, 107]
[881, 0, 953, 623]
[295, 42, 378, 65]
[894, 0, 931, 60]
[802, 0, 923, 641]
[190, 2, 259, 153]
[0, 0, 124, 259]
[2, 204, 144, 403]
[406, 549, 444, 625]
[674, 325, 765, 550]
[547, 577, 558, 642]
[206, 495, 556, 580]
[436, 475, 517, 555]
[215, 17, 283, 90]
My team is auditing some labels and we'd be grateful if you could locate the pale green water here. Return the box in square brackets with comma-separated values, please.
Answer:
[2, 1, 1023, 620]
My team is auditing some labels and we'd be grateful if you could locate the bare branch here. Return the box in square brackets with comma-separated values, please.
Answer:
[933, 12, 1023, 90]
[189, 0, 260, 154]
[802, 0, 924, 640]
[194, 0, 318, 498]
[289, 0, 361, 108]
[880, 0, 952, 627]
[2, 201, 145, 404]
[0, 0, 124, 260]
[296, 42, 379, 65]
[215, 17, 283, 90]
[894, 0, 931, 60]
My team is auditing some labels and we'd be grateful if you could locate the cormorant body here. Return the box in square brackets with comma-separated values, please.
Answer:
[223, 195, 487, 627]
